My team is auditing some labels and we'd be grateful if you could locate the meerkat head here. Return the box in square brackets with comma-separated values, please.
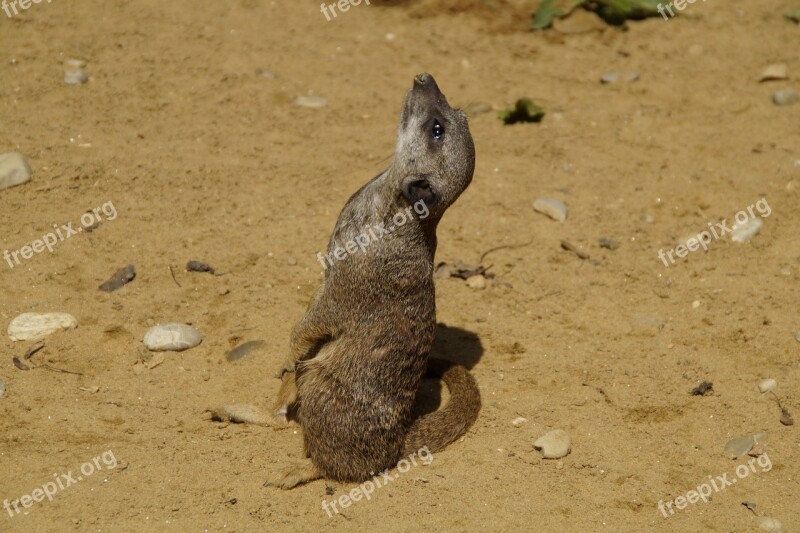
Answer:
[393, 73, 475, 220]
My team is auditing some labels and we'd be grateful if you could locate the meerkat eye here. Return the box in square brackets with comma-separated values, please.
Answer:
[432, 119, 444, 140]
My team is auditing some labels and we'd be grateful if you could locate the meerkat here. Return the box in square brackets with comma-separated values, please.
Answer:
[266, 73, 480, 489]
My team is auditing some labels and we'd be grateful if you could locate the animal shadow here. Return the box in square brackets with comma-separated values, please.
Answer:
[413, 323, 484, 418]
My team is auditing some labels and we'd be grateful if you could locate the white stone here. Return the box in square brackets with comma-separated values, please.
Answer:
[533, 198, 568, 223]
[534, 429, 571, 459]
[8, 312, 78, 341]
[511, 417, 527, 427]
[143, 323, 202, 352]
[731, 218, 763, 243]
[758, 379, 777, 394]
[758, 517, 784, 532]
[0, 152, 32, 191]
[293, 95, 327, 108]
[759, 63, 789, 82]
[64, 68, 88, 85]
[466, 275, 487, 290]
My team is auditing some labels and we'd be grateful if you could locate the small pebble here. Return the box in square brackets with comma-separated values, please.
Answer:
[731, 218, 763, 243]
[8, 312, 78, 341]
[143, 323, 202, 352]
[186, 260, 215, 274]
[692, 300, 701, 309]
[773, 90, 798, 106]
[598, 238, 619, 250]
[758, 379, 777, 393]
[758, 517, 784, 532]
[534, 429, 571, 459]
[724, 435, 755, 459]
[511, 417, 527, 427]
[0, 152, 32, 191]
[287, 256, 297, 266]
[255, 68, 275, 79]
[533, 198, 568, 223]
[600, 72, 620, 84]
[98, 264, 136, 292]
[466, 275, 487, 290]
[294, 95, 327, 108]
[0, 379, 5, 398]
[759, 63, 789, 82]
[64, 68, 88, 85]
[600, 71, 639, 84]
[794, 330, 800, 342]
[691, 381, 713, 396]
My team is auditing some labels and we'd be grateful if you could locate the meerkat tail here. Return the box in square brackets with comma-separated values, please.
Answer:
[404, 358, 481, 455]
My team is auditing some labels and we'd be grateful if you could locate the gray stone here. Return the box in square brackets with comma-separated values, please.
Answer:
[773, 90, 798, 106]
[0, 152, 32, 191]
[143, 323, 202, 352]
[725, 434, 759, 459]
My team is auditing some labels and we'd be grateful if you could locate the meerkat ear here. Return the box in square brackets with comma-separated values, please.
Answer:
[402, 177, 440, 208]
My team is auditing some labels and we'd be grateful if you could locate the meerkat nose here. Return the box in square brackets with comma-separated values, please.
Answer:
[415, 73, 433, 85]
[413, 73, 442, 96]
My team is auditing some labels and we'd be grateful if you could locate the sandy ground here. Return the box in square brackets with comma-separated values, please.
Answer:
[1, 0, 799, 531]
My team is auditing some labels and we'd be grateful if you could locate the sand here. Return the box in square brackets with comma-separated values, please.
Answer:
[1, 0, 798, 531]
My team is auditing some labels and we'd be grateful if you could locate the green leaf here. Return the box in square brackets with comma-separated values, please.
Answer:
[531, 0, 563, 30]
[785, 9, 800, 23]
[590, 0, 663, 25]
[498, 99, 546, 125]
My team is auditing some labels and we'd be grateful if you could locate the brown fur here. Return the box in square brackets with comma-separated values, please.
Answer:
[266, 74, 480, 489]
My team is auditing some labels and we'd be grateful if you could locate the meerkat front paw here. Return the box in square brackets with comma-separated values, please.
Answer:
[264, 461, 322, 490]
[275, 358, 297, 379]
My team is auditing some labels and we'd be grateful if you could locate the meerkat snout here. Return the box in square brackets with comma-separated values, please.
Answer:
[395, 73, 475, 218]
